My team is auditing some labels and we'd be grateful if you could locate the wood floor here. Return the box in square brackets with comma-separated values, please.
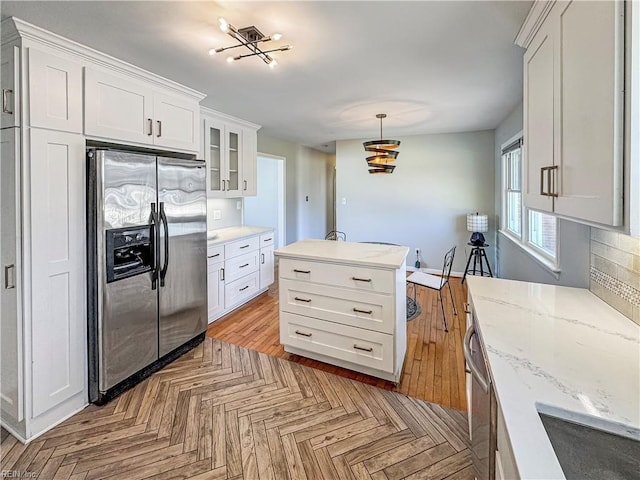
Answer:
[1, 338, 473, 480]
[207, 275, 468, 411]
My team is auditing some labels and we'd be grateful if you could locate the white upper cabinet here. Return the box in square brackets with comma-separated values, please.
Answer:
[1, 45, 19, 128]
[85, 66, 200, 152]
[28, 47, 83, 133]
[517, 0, 625, 227]
[242, 127, 258, 196]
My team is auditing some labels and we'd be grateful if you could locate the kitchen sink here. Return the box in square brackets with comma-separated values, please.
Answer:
[539, 412, 640, 480]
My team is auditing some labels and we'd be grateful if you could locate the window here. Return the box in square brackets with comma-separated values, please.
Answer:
[501, 134, 558, 269]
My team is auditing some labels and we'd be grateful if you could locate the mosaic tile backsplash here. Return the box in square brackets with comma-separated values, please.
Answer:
[590, 228, 640, 325]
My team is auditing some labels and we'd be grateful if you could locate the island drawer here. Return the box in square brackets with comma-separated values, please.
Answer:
[278, 258, 394, 294]
[226, 236, 259, 259]
[224, 250, 259, 284]
[279, 279, 394, 334]
[280, 312, 393, 373]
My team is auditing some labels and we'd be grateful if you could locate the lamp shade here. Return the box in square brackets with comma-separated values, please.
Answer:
[467, 213, 488, 233]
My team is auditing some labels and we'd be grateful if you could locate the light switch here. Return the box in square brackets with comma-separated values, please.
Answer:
[236, 200, 242, 210]
[213, 209, 221, 220]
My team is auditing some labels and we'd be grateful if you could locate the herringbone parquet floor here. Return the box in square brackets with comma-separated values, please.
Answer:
[1, 338, 473, 480]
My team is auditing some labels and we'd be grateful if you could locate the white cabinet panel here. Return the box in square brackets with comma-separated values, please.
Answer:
[1, 128, 23, 421]
[242, 127, 257, 196]
[28, 48, 82, 133]
[259, 244, 274, 290]
[225, 271, 259, 309]
[225, 235, 259, 259]
[29, 129, 85, 418]
[224, 251, 259, 284]
[153, 92, 199, 152]
[84, 67, 153, 145]
[207, 259, 225, 322]
[1, 45, 19, 128]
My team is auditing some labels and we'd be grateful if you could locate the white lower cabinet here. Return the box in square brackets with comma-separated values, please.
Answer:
[207, 229, 275, 323]
[1, 128, 87, 441]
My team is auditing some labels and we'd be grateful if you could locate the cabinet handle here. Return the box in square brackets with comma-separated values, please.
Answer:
[540, 167, 547, 196]
[353, 307, 373, 314]
[2, 89, 13, 114]
[463, 302, 471, 314]
[243, 180, 247, 191]
[4, 264, 15, 289]
[209, 253, 220, 258]
[156, 120, 162, 137]
[293, 269, 311, 274]
[540, 166, 558, 197]
[222, 179, 227, 191]
[147, 118, 153, 136]
[220, 268, 225, 281]
[463, 325, 489, 394]
[352, 277, 372, 283]
[239, 263, 249, 268]
[261, 253, 265, 264]
[295, 330, 312, 337]
[549, 165, 558, 197]
[264, 238, 272, 242]
[294, 297, 311, 303]
[239, 244, 250, 249]
[353, 344, 373, 352]
[239, 285, 249, 292]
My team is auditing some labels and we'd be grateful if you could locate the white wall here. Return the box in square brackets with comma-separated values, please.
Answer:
[336, 131, 495, 274]
[494, 103, 590, 287]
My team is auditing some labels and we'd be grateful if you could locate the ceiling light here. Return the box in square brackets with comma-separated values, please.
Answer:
[209, 20, 292, 67]
[269, 59, 278, 69]
[363, 114, 401, 174]
[226, 56, 235, 63]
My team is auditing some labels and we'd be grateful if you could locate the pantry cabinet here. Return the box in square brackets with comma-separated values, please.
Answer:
[518, 0, 625, 226]
[201, 107, 260, 198]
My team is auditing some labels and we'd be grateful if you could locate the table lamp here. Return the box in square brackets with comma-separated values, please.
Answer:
[467, 213, 488, 246]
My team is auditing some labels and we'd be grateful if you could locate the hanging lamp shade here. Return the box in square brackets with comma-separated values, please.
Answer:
[363, 114, 400, 174]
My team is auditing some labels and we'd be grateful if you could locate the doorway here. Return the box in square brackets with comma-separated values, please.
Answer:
[244, 153, 285, 248]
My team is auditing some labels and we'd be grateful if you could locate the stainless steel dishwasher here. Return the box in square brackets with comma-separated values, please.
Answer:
[464, 317, 497, 480]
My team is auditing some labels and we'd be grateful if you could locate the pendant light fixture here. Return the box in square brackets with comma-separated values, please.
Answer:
[363, 114, 401, 174]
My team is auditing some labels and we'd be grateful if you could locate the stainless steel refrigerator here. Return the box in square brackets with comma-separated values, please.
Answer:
[87, 147, 207, 404]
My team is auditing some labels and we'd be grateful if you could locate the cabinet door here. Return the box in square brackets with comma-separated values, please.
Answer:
[205, 117, 225, 197]
[523, 22, 555, 213]
[241, 127, 257, 196]
[29, 129, 85, 417]
[28, 48, 82, 133]
[153, 92, 199, 152]
[1, 45, 19, 128]
[84, 67, 154, 145]
[554, 0, 624, 225]
[207, 261, 225, 321]
[225, 124, 243, 197]
[1, 128, 23, 421]
[259, 245, 274, 289]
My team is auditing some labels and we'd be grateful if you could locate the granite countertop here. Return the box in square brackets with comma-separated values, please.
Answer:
[274, 239, 409, 269]
[467, 276, 640, 480]
[207, 225, 273, 246]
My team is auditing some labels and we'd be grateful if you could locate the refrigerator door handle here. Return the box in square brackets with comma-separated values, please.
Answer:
[150, 203, 159, 290]
[159, 202, 169, 286]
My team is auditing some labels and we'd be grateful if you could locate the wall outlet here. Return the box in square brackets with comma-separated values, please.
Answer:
[212, 209, 221, 220]
[236, 200, 242, 210]
[341, 197, 347, 205]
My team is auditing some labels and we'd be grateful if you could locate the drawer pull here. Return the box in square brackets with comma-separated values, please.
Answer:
[240, 244, 250, 249]
[263, 238, 272, 242]
[209, 253, 220, 258]
[352, 277, 372, 283]
[293, 269, 311, 274]
[220, 268, 224, 281]
[294, 297, 312, 303]
[353, 307, 373, 314]
[295, 330, 312, 337]
[239, 285, 249, 292]
[353, 344, 373, 352]
[239, 263, 250, 268]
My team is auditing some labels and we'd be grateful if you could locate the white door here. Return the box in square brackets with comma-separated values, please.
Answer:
[153, 92, 199, 152]
[84, 67, 154, 145]
[260, 245, 275, 289]
[28, 47, 83, 133]
[241, 128, 257, 196]
[1, 45, 19, 128]
[1, 128, 23, 421]
[224, 124, 243, 197]
[553, 0, 624, 225]
[523, 21, 555, 213]
[207, 261, 225, 322]
[29, 129, 86, 417]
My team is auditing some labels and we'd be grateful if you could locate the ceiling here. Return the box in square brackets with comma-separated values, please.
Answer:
[0, 1, 532, 153]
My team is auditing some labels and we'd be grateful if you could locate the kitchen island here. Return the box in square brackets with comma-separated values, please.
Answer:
[275, 239, 409, 383]
[466, 276, 640, 480]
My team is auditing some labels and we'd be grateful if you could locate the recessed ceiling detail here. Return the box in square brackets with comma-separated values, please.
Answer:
[209, 17, 292, 69]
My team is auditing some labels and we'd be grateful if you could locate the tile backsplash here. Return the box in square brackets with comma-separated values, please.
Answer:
[590, 228, 640, 325]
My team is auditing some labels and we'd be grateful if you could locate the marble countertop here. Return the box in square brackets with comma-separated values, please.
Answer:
[467, 277, 640, 480]
[274, 239, 409, 269]
[207, 225, 273, 246]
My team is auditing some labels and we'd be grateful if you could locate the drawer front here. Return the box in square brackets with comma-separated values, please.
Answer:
[259, 232, 275, 248]
[207, 244, 225, 262]
[226, 236, 259, 259]
[278, 258, 394, 294]
[280, 312, 394, 373]
[225, 271, 259, 308]
[279, 279, 394, 334]
[225, 251, 259, 284]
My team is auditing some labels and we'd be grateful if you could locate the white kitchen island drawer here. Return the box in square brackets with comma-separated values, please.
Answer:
[225, 271, 259, 309]
[280, 312, 394, 374]
[279, 279, 394, 334]
[225, 236, 259, 259]
[224, 250, 259, 284]
[279, 258, 394, 294]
